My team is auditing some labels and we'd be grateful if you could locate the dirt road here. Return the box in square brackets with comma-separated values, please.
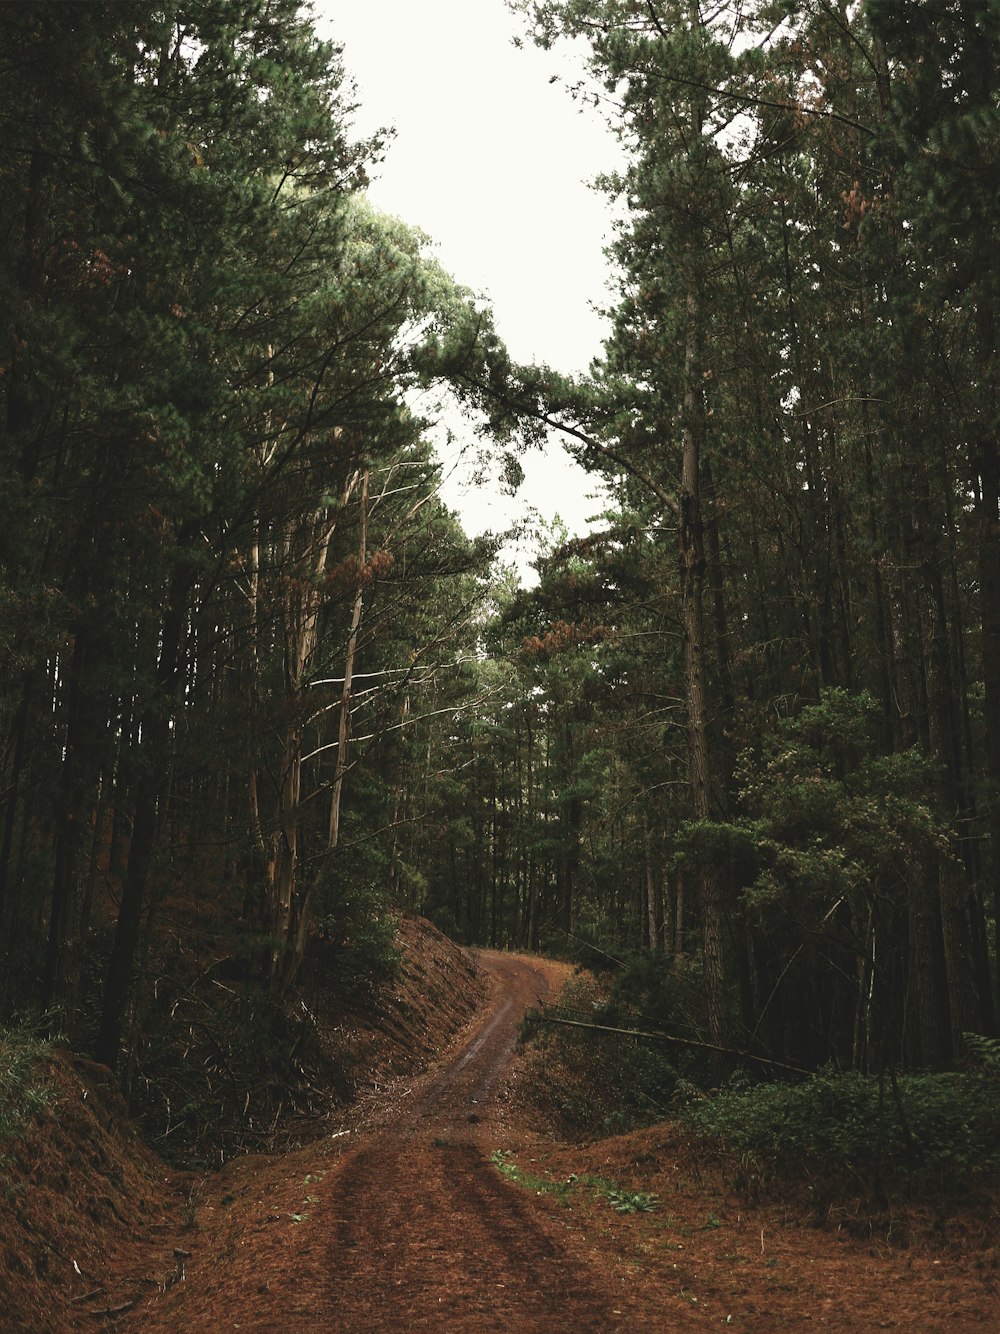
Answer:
[130, 952, 999, 1333]
[133, 952, 638, 1332]
[303, 953, 618, 1331]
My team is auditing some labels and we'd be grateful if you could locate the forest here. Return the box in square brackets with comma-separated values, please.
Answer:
[2, 0, 999, 1146]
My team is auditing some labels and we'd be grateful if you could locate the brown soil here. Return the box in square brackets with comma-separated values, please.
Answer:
[3, 939, 999, 1331]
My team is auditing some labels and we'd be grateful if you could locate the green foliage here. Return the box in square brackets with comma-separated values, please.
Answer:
[490, 0, 1000, 1079]
[964, 1032, 1000, 1073]
[551, 916, 628, 971]
[316, 907, 402, 1004]
[0, 0, 508, 1087]
[313, 838, 402, 1001]
[520, 976, 679, 1135]
[683, 1062, 1000, 1193]
[670, 821, 761, 894]
[491, 1149, 658, 1213]
[0, 1020, 54, 1150]
[599, 1181, 660, 1214]
[664, 692, 957, 1068]
[606, 951, 705, 1063]
[491, 1148, 571, 1197]
[1, 0, 998, 1142]
[736, 690, 950, 892]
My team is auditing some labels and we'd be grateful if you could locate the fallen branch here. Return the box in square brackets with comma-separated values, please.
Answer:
[71, 1288, 105, 1305]
[534, 1014, 811, 1076]
[90, 1300, 135, 1319]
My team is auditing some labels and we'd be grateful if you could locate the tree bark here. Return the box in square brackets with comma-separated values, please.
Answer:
[679, 256, 731, 1048]
[94, 570, 189, 1071]
[327, 470, 368, 853]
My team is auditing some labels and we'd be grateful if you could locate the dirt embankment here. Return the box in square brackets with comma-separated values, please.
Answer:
[0, 915, 484, 1332]
[3, 928, 999, 1331]
[128, 952, 609, 1333]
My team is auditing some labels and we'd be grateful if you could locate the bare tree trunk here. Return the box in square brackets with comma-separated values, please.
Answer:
[918, 543, 980, 1052]
[44, 629, 89, 1013]
[328, 469, 368, 853]
[642, 812, 659, 952]
[680, 258, 731, 1050]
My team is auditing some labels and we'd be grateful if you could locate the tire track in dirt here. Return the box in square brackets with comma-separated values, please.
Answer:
[317, 1140, 602, 1331]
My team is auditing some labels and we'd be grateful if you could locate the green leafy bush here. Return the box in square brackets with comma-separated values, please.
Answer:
[683, 1055, 1000, 1194]
[520, 975, 678, 1136]
[314, 906, 401, 1003]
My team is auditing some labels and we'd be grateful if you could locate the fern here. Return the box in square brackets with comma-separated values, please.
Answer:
[963, 1032, 1000, 1073]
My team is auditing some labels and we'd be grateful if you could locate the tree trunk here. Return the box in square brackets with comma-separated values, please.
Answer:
[44, 628, 90, 1013]
[328, 471, 368, 852]
[641, 813, 657, 951]
[917, 537, 980, 1051]
[95, 571, 188, 1071]
[679, 253, 731, 1050]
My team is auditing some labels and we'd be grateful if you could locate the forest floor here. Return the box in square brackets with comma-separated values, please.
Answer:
[3, 933, 999, 1331]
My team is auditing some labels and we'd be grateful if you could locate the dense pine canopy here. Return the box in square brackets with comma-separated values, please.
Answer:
[2, 0, 999, 1095]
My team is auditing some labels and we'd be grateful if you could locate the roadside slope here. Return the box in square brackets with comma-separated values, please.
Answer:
[128, 952, 613, 1333]
[0, 915, 482, 1332]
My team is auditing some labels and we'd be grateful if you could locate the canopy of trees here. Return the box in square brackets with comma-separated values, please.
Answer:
[2, 0, 998, 1091]
[0, 0, 502, 1075]
[417, 0, 1000, 1076]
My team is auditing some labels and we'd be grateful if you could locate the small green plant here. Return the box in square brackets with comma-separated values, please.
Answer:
[0, 1020, 54, 1152]
[491, 1152, 658, 1214]
[964, 1031, 1000, 1072]
[600, 1182, 660, 1214]
[491, 1149, 572, 1198]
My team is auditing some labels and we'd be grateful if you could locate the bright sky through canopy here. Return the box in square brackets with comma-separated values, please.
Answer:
[313, 0, 621, 559]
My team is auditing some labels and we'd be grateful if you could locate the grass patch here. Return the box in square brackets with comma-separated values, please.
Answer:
[491, 1149, 658, 1214]
[0, 1019, 54, 1151]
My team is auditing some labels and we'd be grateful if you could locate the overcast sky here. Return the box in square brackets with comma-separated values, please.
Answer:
[313, 0, 622, 562]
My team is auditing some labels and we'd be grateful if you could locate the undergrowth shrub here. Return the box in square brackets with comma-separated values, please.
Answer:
[520, 974, 678, 1136]
[313, 907, 401, 1004]
[133, 976, 358, 1167]
[0, 1019, 53, 1151]
[129, 892, 401, 1166]
[683, 1048, 1000, 1197]
[604, 951, 706, 1066]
